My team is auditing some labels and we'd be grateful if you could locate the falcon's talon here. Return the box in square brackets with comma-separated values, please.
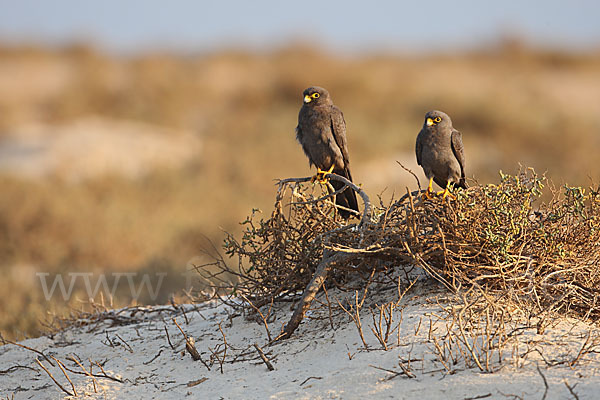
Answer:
[422, 177, 435, 200]
[438, 188, 456, 200]
[317, 165, 335, 175]
[438, 182, 456, 200]
[315, 165, 335, 184]
[422, 191, 434, 200]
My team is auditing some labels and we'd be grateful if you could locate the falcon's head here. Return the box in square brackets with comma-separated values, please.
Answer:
[424, 110, 452, 130]
[302, 86, 332, 106]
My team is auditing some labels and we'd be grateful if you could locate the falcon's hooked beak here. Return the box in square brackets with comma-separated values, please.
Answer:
[304, 95, 312, 103]
[426, 117, 434, 126]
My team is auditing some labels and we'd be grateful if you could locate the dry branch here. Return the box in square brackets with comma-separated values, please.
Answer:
[240, 294, 273, 342]
[2, 337, 55, 366]
[173, 318, 210, 370]
[564, 381, 580, 400]
[537, 365, 549, 400]
[70, 355, 99, 393]
[165, 326, 175, 350]
[253, 343, 275, 371]
[90, 360, 123, 383]
[51, 356, 77, 397]
[35, 358, 73, 397]
[276, 251, 352, 341]
[279, 173, 372, 228]
[338, 291, 369, 349]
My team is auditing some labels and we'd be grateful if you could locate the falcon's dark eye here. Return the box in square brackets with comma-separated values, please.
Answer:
[312, 93, 320, 99]
[434, 116, 442, 123]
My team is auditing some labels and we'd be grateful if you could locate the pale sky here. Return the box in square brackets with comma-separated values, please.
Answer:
[0, 0, 599, 53]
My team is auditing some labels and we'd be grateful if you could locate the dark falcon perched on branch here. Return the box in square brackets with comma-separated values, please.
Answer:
[416, 110, 467, 199]
[295, 86, 359, 219]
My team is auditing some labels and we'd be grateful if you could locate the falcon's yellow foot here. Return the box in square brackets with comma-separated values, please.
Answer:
[422, 190, 434, 200]
[422, 177, 435, 200]
[437, 183, 456, 200]
[314, 165, 335, 184]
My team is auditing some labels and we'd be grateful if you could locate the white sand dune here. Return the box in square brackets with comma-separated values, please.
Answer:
[1, 280, 599, 399]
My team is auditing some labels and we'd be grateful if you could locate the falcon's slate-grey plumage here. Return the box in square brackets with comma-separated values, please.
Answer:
[415, 110, 467, 198]
[296, 86, 359, 218]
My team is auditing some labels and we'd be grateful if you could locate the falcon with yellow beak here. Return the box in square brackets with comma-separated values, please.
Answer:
[296, 86, 359, 218]
[416, 110, 467, 199]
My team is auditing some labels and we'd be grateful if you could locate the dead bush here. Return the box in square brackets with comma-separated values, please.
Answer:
[196, 167, 600, 340]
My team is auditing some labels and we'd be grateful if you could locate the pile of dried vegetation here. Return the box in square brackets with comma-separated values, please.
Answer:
[197, 168, 600, 342]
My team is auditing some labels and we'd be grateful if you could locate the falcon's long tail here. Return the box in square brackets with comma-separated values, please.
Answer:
[332, 167, 359, 219]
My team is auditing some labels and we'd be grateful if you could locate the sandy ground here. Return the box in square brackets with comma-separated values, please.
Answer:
[1, 279, 599, 399]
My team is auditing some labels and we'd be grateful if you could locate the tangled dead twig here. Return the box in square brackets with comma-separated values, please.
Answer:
[43, 303, 194, 337]
[337, 291, 369, 349]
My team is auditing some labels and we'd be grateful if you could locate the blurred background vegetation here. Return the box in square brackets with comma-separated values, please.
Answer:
[1, 39, 599, 339]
